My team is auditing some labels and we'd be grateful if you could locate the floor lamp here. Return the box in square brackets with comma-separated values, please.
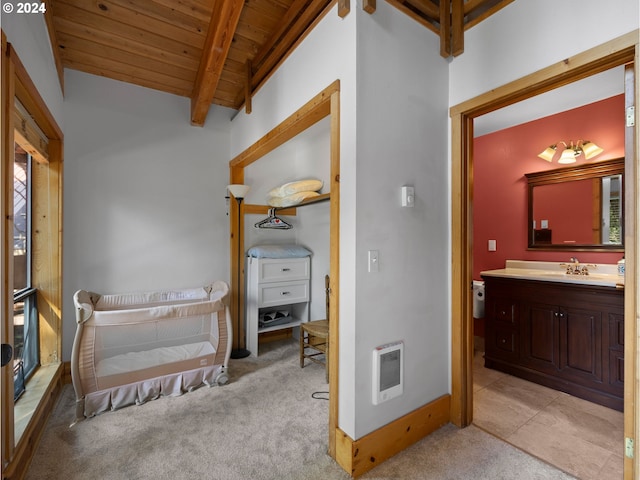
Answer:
[228, 184, 251, 359]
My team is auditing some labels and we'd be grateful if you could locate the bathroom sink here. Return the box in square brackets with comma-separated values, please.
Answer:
[534, 271, 618, 282]
[481, 261, 623, 288]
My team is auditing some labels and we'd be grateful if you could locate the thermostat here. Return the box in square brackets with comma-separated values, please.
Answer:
[401, 186, 414, 207]
[372, 341, 404, 405]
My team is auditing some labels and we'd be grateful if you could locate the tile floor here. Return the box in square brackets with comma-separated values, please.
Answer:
[473, 349, 624, 480]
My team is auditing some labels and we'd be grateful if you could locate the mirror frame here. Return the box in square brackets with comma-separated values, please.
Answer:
[525, 157, 624, 251]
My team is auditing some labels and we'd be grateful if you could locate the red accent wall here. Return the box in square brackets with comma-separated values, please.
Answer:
[473, 94, 625, 280]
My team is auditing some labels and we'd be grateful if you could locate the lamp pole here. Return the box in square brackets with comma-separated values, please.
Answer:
[229, 186, 251, 359]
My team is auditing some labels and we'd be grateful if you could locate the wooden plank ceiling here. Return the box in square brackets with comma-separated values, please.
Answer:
[46, 0, 513, 125]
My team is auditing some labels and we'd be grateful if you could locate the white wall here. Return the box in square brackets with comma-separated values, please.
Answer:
[352, 2, 449, 437]
[1, 11, 64, 127]
[61, 71, 233, 360]
[232, 2, 448, 439]
[449, 0, 639, 107]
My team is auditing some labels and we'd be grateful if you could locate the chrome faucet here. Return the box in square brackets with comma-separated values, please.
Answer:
[568, 257, 581, 274]
[560, 257, 596, 275]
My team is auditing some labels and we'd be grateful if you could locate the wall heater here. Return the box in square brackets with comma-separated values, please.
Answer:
[372, 341, 403, 405]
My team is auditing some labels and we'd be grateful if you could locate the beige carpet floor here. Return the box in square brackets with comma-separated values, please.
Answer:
[25, 339, 576, 479]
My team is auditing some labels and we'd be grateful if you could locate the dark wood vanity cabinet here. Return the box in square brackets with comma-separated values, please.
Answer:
[482, 276, 624, 411]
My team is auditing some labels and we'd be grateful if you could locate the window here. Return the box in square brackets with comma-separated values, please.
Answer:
[13, 144, 38, 401]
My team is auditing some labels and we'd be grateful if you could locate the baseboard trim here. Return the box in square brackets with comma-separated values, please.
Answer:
[63, 361, 72, 384]
[335, 394, 451, 477]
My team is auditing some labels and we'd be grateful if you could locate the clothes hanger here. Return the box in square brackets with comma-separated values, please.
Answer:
[254, 208, 292, 229]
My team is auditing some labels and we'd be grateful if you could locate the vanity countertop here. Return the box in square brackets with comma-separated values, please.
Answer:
[481, 260, 624, 288]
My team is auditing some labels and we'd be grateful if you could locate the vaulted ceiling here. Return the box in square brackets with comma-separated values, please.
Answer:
[44, 0, 514, 125]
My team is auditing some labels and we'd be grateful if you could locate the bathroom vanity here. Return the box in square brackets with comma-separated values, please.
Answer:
[481, 261, 624, 411]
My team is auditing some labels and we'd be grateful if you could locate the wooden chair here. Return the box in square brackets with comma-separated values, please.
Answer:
[299, 275, 329, 382]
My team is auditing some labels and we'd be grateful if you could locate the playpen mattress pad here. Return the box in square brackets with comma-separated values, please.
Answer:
[96, 341, 215, 377]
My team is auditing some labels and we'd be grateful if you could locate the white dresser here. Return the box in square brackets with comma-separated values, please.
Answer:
[245, 256, 310, 356]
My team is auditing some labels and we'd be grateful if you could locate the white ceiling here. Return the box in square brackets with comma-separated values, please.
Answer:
[474, 66, 625, 137]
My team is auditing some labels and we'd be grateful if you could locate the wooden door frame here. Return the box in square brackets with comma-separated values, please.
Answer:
[450, 31, 639, 477]
[228, 80, 341, 458]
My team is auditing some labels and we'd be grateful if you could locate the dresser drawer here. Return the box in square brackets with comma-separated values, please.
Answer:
[493, 299, 518, 324]
[257, 257, 310, 283]
[259, 281, 309, 307]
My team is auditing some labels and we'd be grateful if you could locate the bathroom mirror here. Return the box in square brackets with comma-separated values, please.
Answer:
[525, 157, 624, 251]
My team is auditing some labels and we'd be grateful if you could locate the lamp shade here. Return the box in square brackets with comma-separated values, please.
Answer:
[537, 145, 557, 162]
[558, 147, 578, 164]
[227, 184, 250, 199]
[581, 141, 604, 160]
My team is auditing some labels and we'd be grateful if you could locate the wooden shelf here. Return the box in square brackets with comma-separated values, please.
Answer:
[258, 318, 302, 334]
[244, 193, 330, 216]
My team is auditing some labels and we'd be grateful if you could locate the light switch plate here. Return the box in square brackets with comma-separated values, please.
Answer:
[488, 240, 497, 251]
[368, 250, 379, 272]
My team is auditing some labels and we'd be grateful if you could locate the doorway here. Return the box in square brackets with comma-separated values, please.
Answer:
[228, 80, 341, 458]
[450, 32, 638, 477]
[470, 73, 626, 477]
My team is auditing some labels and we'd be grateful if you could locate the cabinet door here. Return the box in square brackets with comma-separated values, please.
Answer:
[485, 296, 519, 361]
[607, 312, 624, 390]
[521, 302, 559, 372]
[558, 306, 603, 385]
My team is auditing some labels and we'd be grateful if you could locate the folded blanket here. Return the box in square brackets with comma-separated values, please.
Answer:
[268, 179, 323, 198]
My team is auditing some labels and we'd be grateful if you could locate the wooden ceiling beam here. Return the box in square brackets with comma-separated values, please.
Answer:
[252, 0, 327, 81]
[252, 0, 311, 70]
[235, 0, 330, 107]
[245, 59, 252, 114]
[464, 0, 514, 29]
[386, 0, 439, 34]
[190, 0, 244, 126]
[464, 0, 488, 15]
[451, 0, 464, 56]
[363, 0, 376, 14]
[338, 0, 350, 17]
[414, 0, 439, 19]
[439, 0, 450, 57]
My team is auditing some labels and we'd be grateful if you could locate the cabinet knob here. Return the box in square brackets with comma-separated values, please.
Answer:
[280, 291, 291, 296]
[501, 339, 506, 344]
[281, 268, 291, 272]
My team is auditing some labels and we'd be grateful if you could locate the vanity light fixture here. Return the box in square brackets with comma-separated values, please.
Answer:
[537, 140, 603, 164]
